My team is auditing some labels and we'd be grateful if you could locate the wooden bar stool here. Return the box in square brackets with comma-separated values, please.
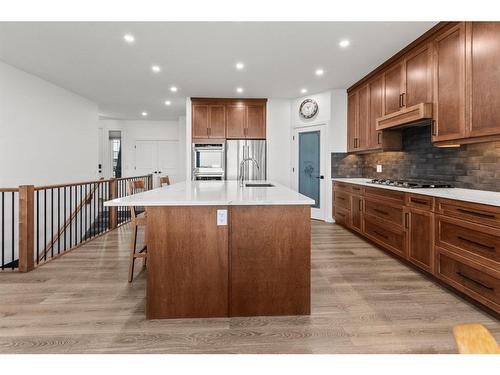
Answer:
[127, 180, 147, 283]
[159, 175, 171, 186]
[453, 323, 500, 354]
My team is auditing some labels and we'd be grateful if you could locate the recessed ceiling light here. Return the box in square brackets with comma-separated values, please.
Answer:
[339, 39, 351, 48]
[141, 111, 148, 117]
[151, 65, 161, 73]
[236, 87, 244, 93]
[164, 100, 171, 106]
[123, 34, 135, 43]
[170, 86, 178, 92]
[235, 62, 245, 70]
[315, 68, 324, 76]
[300, 88, 308, 94]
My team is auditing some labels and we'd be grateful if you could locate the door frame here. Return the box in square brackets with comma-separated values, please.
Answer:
[292, 124, 327, 221]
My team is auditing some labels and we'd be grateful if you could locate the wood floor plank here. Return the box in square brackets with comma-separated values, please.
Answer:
[0, 221, 498, 353]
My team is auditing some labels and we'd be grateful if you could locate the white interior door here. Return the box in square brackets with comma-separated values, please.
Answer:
[294, 125, 327, 221]
[135, 140, 179, 187]
[134, 140, 157, 176]
[157, 140, 179, 185]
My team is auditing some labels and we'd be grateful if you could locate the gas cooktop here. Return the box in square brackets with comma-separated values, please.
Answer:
[369, 179, 454, 189]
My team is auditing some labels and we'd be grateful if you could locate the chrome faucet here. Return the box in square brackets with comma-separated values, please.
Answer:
[238, 158, 260, 186]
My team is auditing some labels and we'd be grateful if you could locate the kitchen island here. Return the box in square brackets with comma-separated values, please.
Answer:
[105, 180, 314, 319]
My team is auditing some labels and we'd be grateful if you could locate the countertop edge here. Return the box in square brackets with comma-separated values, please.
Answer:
[332, 178, 500, 208]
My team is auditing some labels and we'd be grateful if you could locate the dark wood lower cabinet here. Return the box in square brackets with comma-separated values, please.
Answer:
[406, 208, 434, 273]
[333, 181, 500, 314]
[351, 195, 363, 232]
[229, 205, 311, 317]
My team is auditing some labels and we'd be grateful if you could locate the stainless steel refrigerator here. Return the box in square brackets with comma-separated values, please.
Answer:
[226, 140, 266, 180]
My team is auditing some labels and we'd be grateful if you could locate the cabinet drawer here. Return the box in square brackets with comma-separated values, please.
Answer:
[334, 207, 350, 227]
[334, 191, 351, 211]
[437, 199, 500, 228]
[333, 182, 351, 193]
[364, 215, 405, 256]
[436, 215, 500, 267]
[406, 194, 434, 211]
[364, 198, 403, 226]
[364, 186, 405, 205]
[437, 250, 500, 313]
[350, 184, 364, 195]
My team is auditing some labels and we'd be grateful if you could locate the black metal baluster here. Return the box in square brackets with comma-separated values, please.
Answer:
[1, 192, 4, 270]
[51, 189, 54, 258]
[69, 186, 72, 248]
[84, 183, 88, 241]
[79, 185, 83, 245]
[64, 187, 67, 252]
[11, 192, 15, 269]
[36, 190, 39, 264]
[93, 183, 97, 236]
[57, 188, 60, 255]
[105, 182, 109, 231]
[44, 189, 47, 261]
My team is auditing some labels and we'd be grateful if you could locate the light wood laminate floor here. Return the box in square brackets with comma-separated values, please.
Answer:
[0, 221, 498, 353]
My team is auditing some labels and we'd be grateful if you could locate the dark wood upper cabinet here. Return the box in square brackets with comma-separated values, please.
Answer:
[405, 43, 433, 107]
[226, 105, 247, 139]
[357, 85, 369, 151]
[369, 75, 383, 149]
[383, 61, 405, 116]
[192, 105, 209, 139]
[347, 91, 359, 152]
[192, 99, 266, 141]
[432, 23, 467, 142]
[208, 105, 226, 138]
[468, 22, 500, 138]
[245, 104, 266, 139]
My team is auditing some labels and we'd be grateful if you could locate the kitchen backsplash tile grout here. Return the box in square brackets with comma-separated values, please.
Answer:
[331, 126, 500, 192]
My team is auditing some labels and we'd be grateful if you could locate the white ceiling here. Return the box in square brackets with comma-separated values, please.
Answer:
[0, 22, 437, 120]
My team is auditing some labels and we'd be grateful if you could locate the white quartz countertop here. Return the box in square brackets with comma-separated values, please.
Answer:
[332, 178, 500, 207]
[104, 180, 315, 207]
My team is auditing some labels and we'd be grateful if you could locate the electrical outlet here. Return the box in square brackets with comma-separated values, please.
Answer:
[217, 209, 228, 226]
[376, 164, 383, 173]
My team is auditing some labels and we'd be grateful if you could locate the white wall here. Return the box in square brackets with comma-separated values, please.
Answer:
[267, 99, 292, 187]
[99, 119, 185, 182]
[0, 61, 99, 187]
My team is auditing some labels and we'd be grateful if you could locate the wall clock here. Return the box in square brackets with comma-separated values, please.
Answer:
[299, 99, 318, 119]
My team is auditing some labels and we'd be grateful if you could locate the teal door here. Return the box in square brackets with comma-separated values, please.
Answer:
[299, 131, 320, 209]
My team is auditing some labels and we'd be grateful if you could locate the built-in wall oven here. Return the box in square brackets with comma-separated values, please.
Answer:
[192, 142, 225, 180]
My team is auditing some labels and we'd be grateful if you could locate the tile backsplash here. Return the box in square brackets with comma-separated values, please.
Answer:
[331, 125, 500, 192]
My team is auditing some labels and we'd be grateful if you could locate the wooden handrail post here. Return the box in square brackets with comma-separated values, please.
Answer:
[109, 178, 118, 229]
[18, 185, 35, 272]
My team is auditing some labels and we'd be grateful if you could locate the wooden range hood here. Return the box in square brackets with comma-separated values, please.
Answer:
[376, 103, 433, 131]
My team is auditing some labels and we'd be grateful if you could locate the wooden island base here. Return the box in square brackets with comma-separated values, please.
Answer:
[146, 205, 311, 319]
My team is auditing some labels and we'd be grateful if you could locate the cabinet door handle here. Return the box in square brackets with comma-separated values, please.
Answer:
[457, 208, 496, 219]
[405, 212, 409, 229]
[457, 236, 496, 251]
[373, 208, 389, 216]
[410, 198, 428, 205]
[399, 94, 403, 108]
[456, 271, 494, 291]
[432, 120, 437, 136]
[377, 132, 382, 145]
[401, 93, 406, 107]
[374, 230, 389, 240]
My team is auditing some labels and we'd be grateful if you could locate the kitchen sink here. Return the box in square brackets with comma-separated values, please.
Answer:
[245, 183, 275, 187]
